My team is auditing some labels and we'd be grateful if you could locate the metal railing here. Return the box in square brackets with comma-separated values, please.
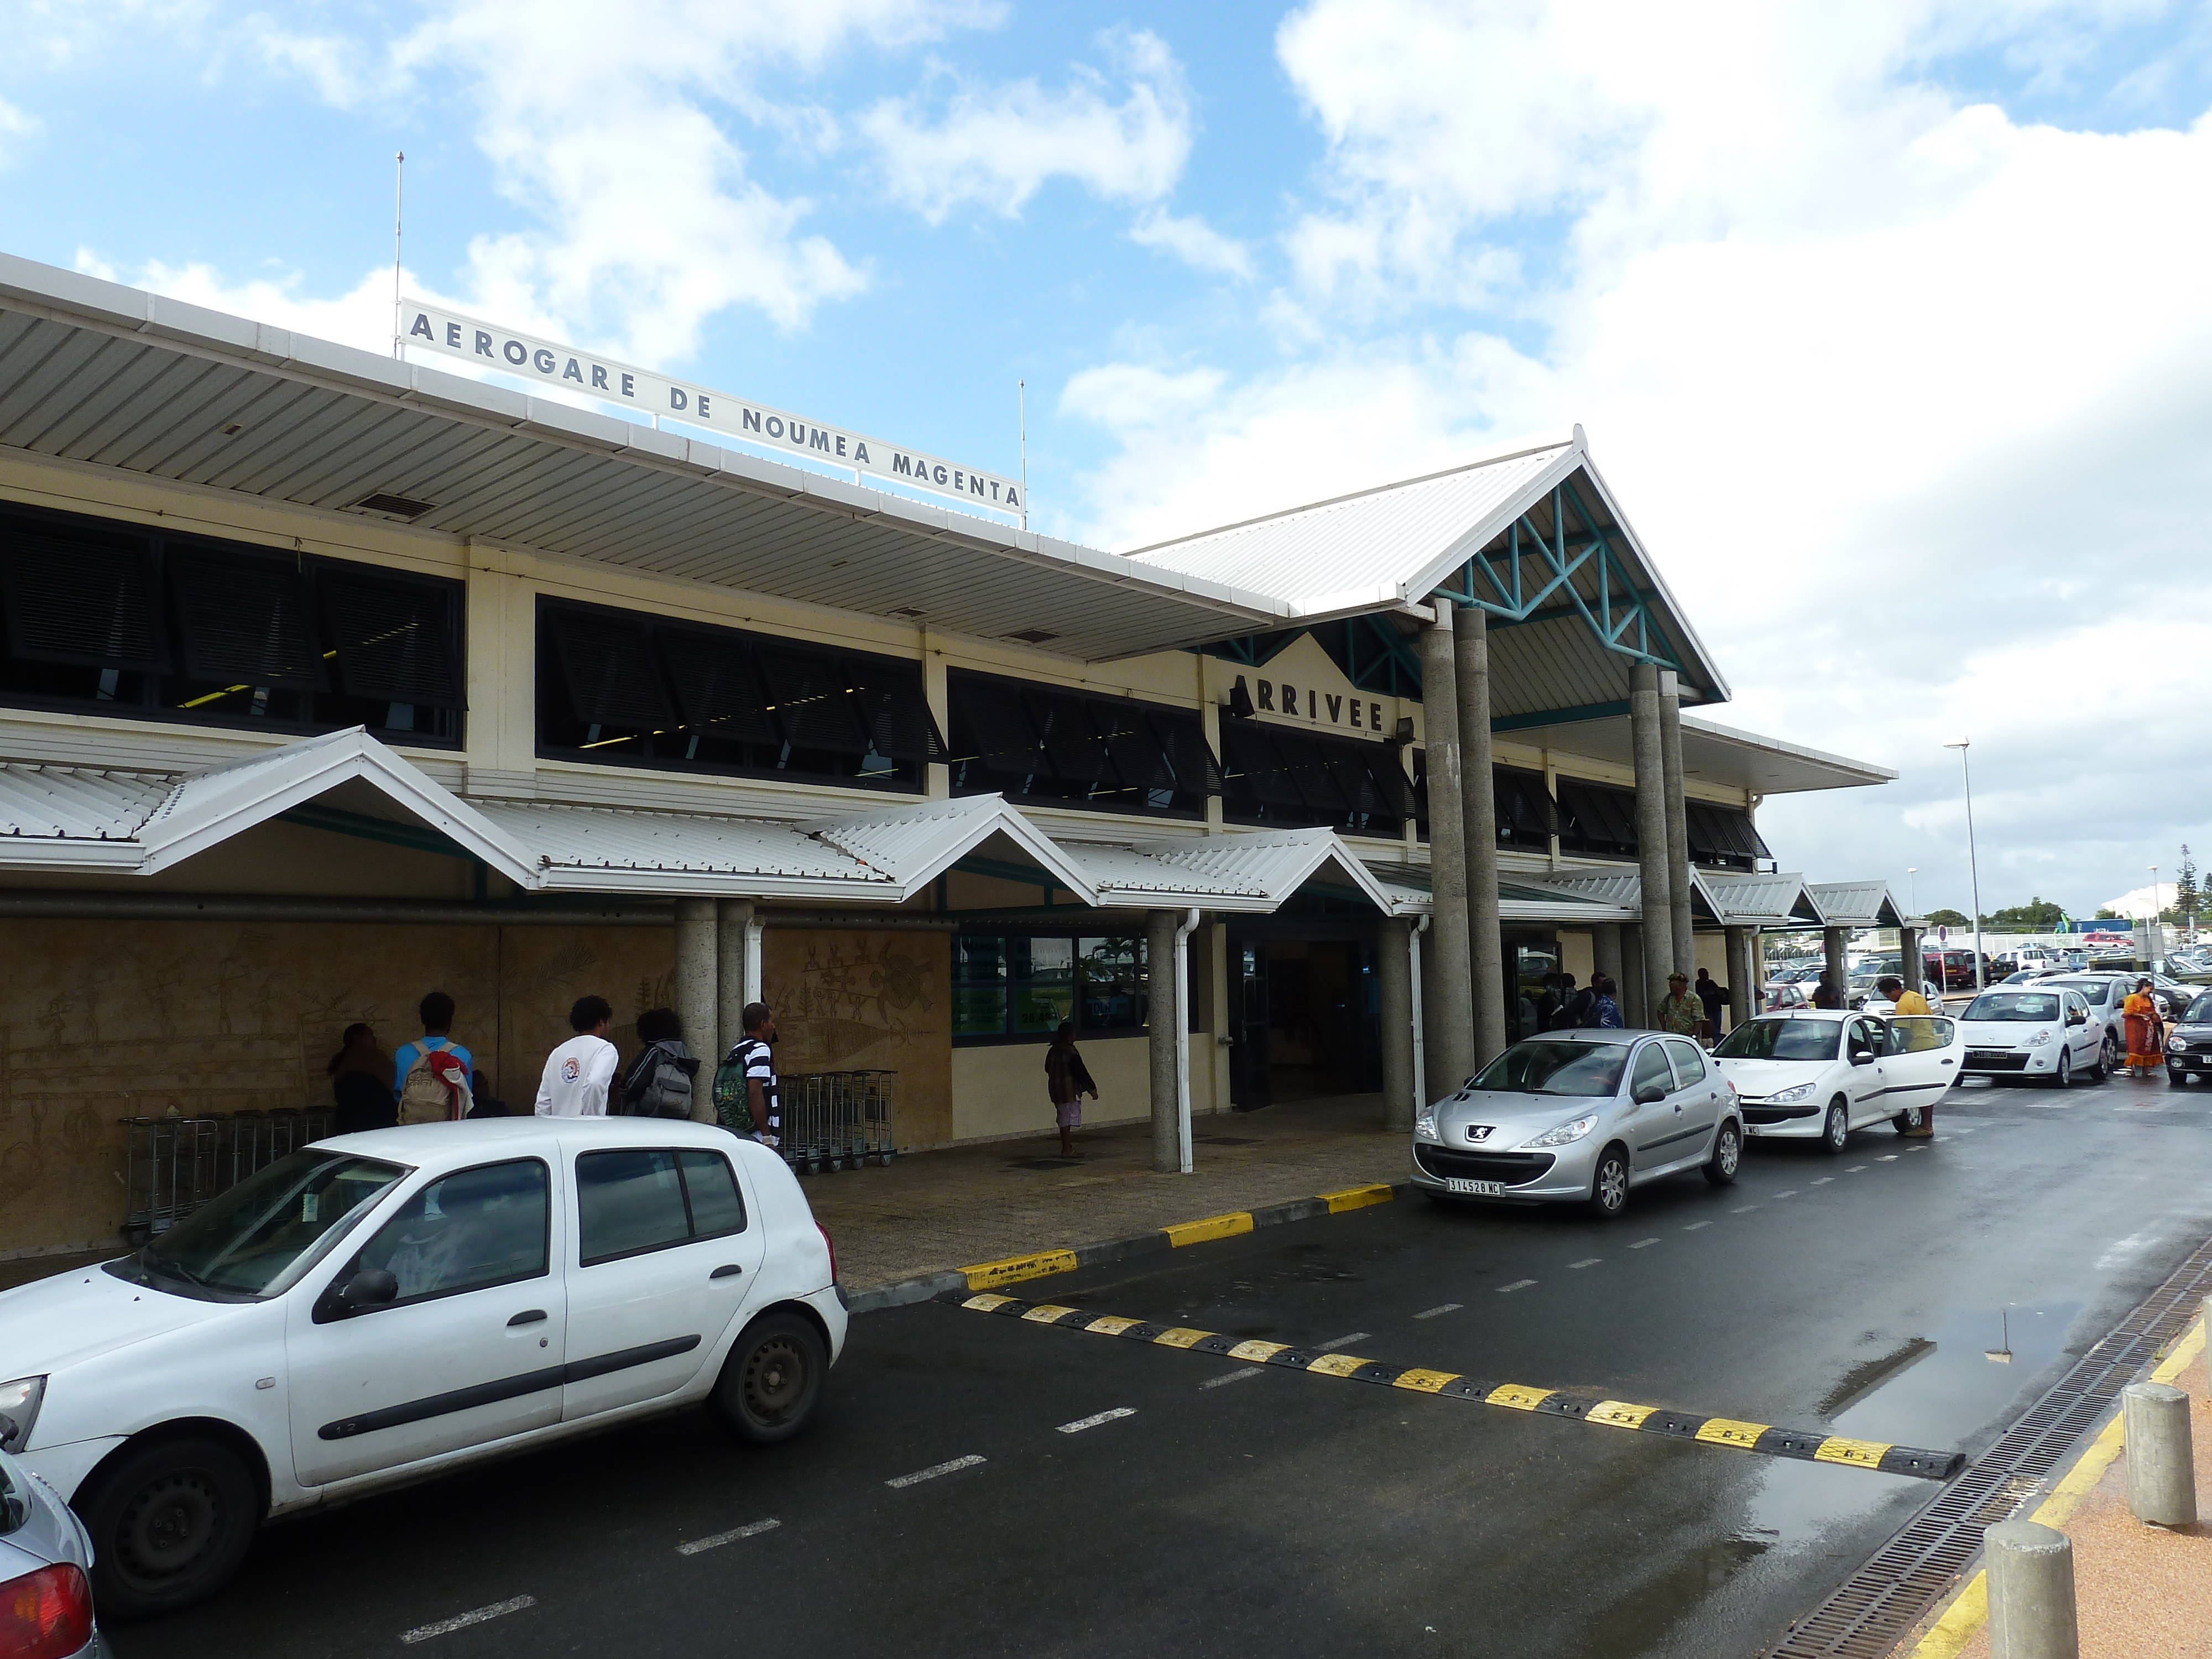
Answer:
[778, 1070, 896, 1175]
[119, 1107, 335, 1243]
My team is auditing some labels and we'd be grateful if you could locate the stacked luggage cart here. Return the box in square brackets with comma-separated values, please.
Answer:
[777, 1070, 896, 1175]
[119, 1107, 335, 1244]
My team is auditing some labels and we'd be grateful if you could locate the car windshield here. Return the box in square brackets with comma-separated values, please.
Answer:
[2187, 993, 2212, 1025]
[1964, 992, 2060, 1022]
[108, 1150, 407, 1300]
[1715, 1019, 1841, 1061]
[1470, 1039, 1630, 1098]
[2044, 979, 2111, 1005]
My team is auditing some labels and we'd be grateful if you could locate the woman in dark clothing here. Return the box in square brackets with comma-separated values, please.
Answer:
[327, 1022, 397, 1135]
[1044, 1021, 1098, 1159]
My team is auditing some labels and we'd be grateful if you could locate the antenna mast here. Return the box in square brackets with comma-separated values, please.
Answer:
[1018, 378, 1029, 531]
[391, 150, 405, 360]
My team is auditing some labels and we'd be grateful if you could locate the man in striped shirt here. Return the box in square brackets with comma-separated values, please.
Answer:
[728, 1002, 781, 1146]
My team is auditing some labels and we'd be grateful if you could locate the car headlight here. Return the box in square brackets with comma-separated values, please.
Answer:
[2025, 1029, 2051, 1046]
[2171, 1037, 2189, 1053]
[0, 1376, 45, 1452]
[1413, 1103, 1439, 1140]
[1526, 1113, 1599, 1149]
[1767, 1081, 1817, 1104]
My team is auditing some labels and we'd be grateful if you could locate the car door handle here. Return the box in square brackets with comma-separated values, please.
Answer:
[710, 1264, 744, 1280]
[508, 1309, 547, 1327]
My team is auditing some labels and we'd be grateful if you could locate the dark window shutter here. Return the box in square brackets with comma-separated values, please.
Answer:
[545, 607, 671, 728]
[759, 646, 865, 753]
[954, 679, 1042, 772]
[1098, 705, 1175, 797]
[1495, 766, 1555, 846]
[1363, 747, 1413, 820]
[169, 551, 322, 688]
[1025, 690, 1112, 784]
[322, 576, 460, 708]
[845, 656, 942, 763]
[1223, 726, 1300, 812]
[658, 627, 778, 744]
[0, 524, 167, 672]
[1274, 732, 1349, 819]
[1153, 711, 1222, 797]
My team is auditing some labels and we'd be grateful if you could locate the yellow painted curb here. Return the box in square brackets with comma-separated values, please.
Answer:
[1321, 1182, 1395, 1213]
[1163, 1212, 1254, 1247]
[963, 1248, 1079, 1291]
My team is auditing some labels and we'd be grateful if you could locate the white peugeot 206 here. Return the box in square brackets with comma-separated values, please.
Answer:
[1711, 1009, 1962, 1148]
[0, 1117, 845, 1621]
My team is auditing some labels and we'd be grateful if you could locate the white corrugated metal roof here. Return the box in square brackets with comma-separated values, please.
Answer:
[0, 764, 171, 849]
[1698, 870, 1824, 926]
[805, 794, 1100, 903]
[1051, 840, 1273, 906]
[1807, 880, 1903, 928]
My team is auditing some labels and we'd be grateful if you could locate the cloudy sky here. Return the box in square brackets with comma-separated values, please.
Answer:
[4, 0, 2209, 920]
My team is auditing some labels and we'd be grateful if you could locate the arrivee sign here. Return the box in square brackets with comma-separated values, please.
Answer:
[400, 299, 1023, 516]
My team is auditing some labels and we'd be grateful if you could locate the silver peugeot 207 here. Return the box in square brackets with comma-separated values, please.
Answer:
[1408, 1029, 1743, 1218]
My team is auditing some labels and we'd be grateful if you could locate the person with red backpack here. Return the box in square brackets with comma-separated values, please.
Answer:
[394, 991, 476, 1124]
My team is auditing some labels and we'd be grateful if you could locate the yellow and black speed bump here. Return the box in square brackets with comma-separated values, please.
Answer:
[941, 1290, 1965, 1481]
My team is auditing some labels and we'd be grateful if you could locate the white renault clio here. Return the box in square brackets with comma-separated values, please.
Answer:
[1958, 986, 2105, 1087]
[0, 1118, 845, 1620]
[1712, 1009, 1961, 1147]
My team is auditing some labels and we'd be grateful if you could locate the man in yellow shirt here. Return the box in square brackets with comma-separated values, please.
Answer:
[1876, 975, 1937, 1137]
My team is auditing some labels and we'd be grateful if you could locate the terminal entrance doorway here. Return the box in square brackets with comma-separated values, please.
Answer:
[1228, 925, 1382, 1110]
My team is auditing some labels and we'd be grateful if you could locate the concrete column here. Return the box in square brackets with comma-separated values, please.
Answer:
[1148, 909, 1182, 1173]
[1899, 924, 1924, 995]
[716, 899, 754, 1063]
[1593, 924, 1624, 1019]
[1379, 916, 1415, 1131]
[1620, 922, 1648, 1027]
[1984, 1519, 2077, 1659]
[2122, 1382, 2197, 1526]
[1630, 663, 1673, 1011]
[1455, 607, 1507, 1067]
[1420, 612, 1477, 1091]
[1824, 926, 1850, 1009]
[1419, 917, 1447, 1104]
[674, 898, 718, 1123]
[1658, 671, 1695, 975]
[1725, 926, 1752, 1034]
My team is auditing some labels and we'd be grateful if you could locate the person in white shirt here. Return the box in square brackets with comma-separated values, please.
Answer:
[535, 994, 619, 1117]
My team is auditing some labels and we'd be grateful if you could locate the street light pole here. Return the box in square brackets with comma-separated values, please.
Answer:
[1907, 867, 1918, 917]
[1944, 740, 1985, 993]
[2149, 864, 2159, 971]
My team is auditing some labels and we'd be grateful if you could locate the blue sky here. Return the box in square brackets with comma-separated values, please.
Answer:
[5, 0, 2211, 920]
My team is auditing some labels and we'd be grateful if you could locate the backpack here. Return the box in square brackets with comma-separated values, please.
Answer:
[626, 1040, 700, 1120]
[398, 1042, 472, 1124]
[713, 1038, 774, 1135]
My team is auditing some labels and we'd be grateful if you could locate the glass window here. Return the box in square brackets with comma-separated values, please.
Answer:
[1471, 1039, 1632, 1098]
[1013, 936, 1076, 1032]
[1715, 1018, 1841, 1061]
[352, 1160, 550, 1304]
[577, 1149, 692, 1266]
[1888, 1016, 1953, 1053]
[947, 670, 1211, 817]
[1631, 1044, 1675, 1097]
[112, 1150, 406, 1300]
[952, 937, 1010, 1037]
[1079, 936, 1147, 1031]
[678, 1149, 747, 1238]
[1964, 992, 2061, 1021]
[1664, 1040, 1707, 1085]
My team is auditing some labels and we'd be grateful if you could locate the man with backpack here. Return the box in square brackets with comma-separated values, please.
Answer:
[714, 1003, 781, 1147]
[394, 991, 475, 1124]
[620, 1006, 702, 1119]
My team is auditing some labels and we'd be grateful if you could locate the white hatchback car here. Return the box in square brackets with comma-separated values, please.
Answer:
[0, 1118, 844, 1620]
[1712, 1009, 1962, 1148]
[1958, 987, 2105, 1086]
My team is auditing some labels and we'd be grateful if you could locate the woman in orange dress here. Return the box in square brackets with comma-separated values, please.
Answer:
[2122, 979, 2164, 1078]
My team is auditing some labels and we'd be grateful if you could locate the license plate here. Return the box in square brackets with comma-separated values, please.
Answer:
[1446, 1177, 1505, 1196]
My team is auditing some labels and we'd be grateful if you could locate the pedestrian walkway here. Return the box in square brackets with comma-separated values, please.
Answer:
[805, 1094, 1405, 1296]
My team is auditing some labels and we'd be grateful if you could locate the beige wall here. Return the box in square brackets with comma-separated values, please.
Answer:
[950, 1032, 1151, 1143]
[1558, 930, 1594, 984]
[759, 929, 952, 1151]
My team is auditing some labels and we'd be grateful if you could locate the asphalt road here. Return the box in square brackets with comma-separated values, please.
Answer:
[113, 1072, 2212, 1659]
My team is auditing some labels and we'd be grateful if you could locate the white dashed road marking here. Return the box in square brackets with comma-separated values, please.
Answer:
[1775, 1190, 1798, 1198]
[1876, 1154, 1899, 1161]
[1413, 1303, 1463, 1319]
[1682, 1220, 1712, 1231]
[1203, 1366, 1267, 1389]
[1811, 1177, 1834, 1186]
[1569, 1258, 1603, 1269]
[1629, 1237, 1661, 1249]
[1057, 1407, 1137, 1434]
[1316, 1332, 1373, 1351]
[1732, 1204, 1760, 1213]
[1498, 1279, 1537, 1293]
[1846, 1165, 1867, 1172]
[401, 1598, 537, 1645]
[677, 1519, 780, 1556]
[886, 1455, 987, 1489]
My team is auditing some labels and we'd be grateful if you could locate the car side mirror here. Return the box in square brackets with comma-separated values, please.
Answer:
[340, 1268, 398, 1310]
[1849, 1048, 1875, 1066]
[1632, 1082, 1668, 1105]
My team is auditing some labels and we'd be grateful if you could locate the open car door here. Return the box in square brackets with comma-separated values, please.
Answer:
[1881, 1014, 1960, 1121]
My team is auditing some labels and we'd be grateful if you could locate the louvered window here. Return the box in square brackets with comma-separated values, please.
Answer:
[1412, 759, 1556, 849]
[1556, 779, 1641, 857]
[0, 503, 462, 743]
[948, 670, 1211, 818]
[1686, 801, 1770, 870]
[1221, 724, 1409, 834]
[535, 598, 937, 788]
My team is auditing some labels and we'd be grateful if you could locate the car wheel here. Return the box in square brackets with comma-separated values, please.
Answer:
[712, 1310, 827, 1446]
[1891, 1105, 1926, 1135]
[2049, 1050, 2072, 1090]
[1587, 1145, 1630, 1219]
[2171, 1067, 2187, 1087]
[1703, 1121, 1741, 1186]
[1820, 1099, 1849, 1154]
[2096, 1036, 2116, 1080]
[75, 1433, 260, 1621]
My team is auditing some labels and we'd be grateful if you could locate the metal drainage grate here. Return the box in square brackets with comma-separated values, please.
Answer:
[1765, 1229, 2212, 1658]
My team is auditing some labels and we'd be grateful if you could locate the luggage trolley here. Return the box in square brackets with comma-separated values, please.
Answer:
[119, 1115, 223, 1244]
[776, 1070, 896, 1174]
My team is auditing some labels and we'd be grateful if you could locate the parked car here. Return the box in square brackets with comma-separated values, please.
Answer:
[1850, 977, 1943, 1013]
[1762, 982, 1813, 1012]
[1712, 1009, 1961, 1146]
[2138, 972, 2200, 1021]
[2035, 974, 2134, 1072]
[1957, 987, 2105, 1087]
[0, 1445, 103, 1658]
[0, 1118, 844, 1619]
[1927, 948, 1993, 991]
[1410, 1031, 1744, 1219]
[2168, 992, 2212, 1085]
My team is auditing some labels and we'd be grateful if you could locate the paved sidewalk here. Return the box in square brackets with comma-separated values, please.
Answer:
[804, 1094, 1407, 1295]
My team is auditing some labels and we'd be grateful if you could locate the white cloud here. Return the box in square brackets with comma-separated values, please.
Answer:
[0, 93, 40, 168]
[860, 28, 1192, 221]
[1129, 207, 1253, 279]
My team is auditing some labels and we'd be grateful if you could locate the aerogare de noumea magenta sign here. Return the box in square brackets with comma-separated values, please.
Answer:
[400, 299, 1022, 516]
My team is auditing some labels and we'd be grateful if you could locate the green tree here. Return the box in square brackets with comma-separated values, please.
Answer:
[1925, 907, 1971, 927]
[2178, 846, 2200, 929]
[2095, 906, 2121, 921]
[1982, 896, 2065, 930]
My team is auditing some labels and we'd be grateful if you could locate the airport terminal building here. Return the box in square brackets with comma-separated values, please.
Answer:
[0, 253, 1902, 1259]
